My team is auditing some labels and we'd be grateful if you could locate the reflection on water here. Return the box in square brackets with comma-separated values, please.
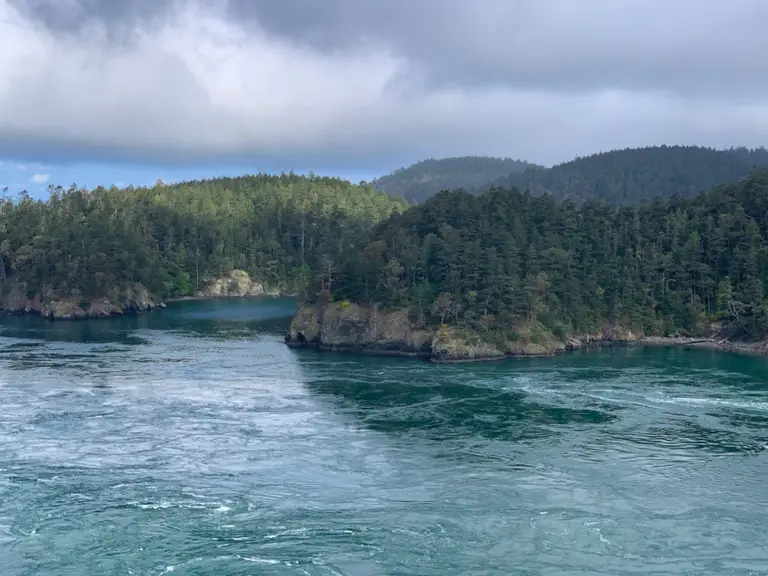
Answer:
[0, 296, 297, 344]
[1, 298, 767, 575]
[304, 372, 615, 443]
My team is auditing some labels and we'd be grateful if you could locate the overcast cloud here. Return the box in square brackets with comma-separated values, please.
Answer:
[2, 0, 768, 170]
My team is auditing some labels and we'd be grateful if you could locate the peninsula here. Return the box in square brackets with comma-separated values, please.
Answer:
[286, 167, 768, 361]
[0, 173, 404, 319]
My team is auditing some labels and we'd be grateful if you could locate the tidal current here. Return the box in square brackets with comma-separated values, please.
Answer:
[1, 298, 767, 575]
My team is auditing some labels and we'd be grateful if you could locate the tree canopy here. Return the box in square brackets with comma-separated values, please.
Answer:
[372, 156, 536, 203]
[0, 173, 406, 301]
[330, 169, 768, 340]
[374, 146, 768, 206]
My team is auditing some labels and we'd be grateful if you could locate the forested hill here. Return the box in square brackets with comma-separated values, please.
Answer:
[374, 146, 768, 206]
[329, 169, 768, 341]
[0, 173, 405, 305]
[371, 156, 537, 203]
[495, 146, 768, 205]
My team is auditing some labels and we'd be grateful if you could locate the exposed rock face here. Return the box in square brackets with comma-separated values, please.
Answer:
[430, 327, 505, 363]
[287, 301, 433, 356]
[565, 326, 640, 351]
[197, 270, 279, 298]
[0, 280, 162, 320]
[285, 302, 651, 363]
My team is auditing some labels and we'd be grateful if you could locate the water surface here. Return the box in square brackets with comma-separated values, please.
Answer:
[1, 299, 767, 575]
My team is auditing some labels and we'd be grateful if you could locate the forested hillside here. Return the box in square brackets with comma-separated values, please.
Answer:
[496, 146, 768, 205]
[374, 146, 768, 206]
[372, 156, 537, 203]
[329, 169, 768, 341]
[0, 173, 405, 304]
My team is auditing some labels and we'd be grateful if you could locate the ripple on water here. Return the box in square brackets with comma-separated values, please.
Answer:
[1, 304, 768, 575]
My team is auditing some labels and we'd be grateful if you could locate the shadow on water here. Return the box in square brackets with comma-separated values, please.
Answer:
[531, 345, 768, 385]
[295, 345, 768, 459]
[0, 297, 297, 345]
[0, 298, 297, 374]
[299, 353, 616, 444]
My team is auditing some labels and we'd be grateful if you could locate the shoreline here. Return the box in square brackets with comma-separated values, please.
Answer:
[0, 293, 296, 321]
[287, 336, 768, 363]
[286, 341, 430, 359]
[284, 301, 768, 363]
[165, 293, 295, 303]
[638, 336, 768, 357]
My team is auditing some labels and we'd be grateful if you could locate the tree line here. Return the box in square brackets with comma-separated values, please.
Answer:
[372, 156, 537, 204]
[494, 145, 768, 206]
[0, 173, 406, 301]
[329, 170, 768, 340]
[4, 162, 768, 341]
[373, 146, 768, 205]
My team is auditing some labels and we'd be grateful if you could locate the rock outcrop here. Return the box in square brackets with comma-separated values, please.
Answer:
[196, 270, 279, 298]
[285, 302, 645, 362]
[286, 301, 433, 356]
[0, 280, 164, 320]
[430, 326, 505, 363]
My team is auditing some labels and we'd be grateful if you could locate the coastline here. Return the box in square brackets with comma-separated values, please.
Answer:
[0, 270, 288, 321]
[0, 293, 295, 321]
[638, 336, 768, 357]
[289, 335, 768, 362]
[284, 302, 768, 363]
[165, 293, 293, 303]
[286, 341, 430, 359]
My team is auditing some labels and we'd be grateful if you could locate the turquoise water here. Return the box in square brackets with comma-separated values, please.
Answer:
[1, 299, 767, 575]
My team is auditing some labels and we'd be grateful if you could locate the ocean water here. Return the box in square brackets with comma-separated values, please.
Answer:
[1, 298, 767, 575]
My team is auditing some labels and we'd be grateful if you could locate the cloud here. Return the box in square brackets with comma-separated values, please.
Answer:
[30, 173, 50, 183]
[1, 0, 768, 169]
[0, 160, 47, 173]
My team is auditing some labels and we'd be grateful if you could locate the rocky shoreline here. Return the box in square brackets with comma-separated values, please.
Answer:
[0, 269, 280, 321]
[639, 336, 768, 356]
[285, 301, 768, 362]
[0, 281, 165, 320]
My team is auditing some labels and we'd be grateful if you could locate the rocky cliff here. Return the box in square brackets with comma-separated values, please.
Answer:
[0, 280, 164, 320]
[285, 302, 642, 362]
[196, 270, 279, 298]
[286, 301, 433, 356]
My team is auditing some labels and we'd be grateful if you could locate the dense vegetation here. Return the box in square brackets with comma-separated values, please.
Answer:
[497, 146, 768, 205]
[330, 170, 768, 341]
[375, 146, 768, 206]
[3, 147, 768, 342]
[372, 156, 536, 203]
[0, 173, 405, 301]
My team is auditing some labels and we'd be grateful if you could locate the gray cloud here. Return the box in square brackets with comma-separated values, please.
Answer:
[2, 0, 767, 171]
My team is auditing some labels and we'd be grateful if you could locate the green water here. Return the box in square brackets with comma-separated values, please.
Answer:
[1, 299, 767, 575]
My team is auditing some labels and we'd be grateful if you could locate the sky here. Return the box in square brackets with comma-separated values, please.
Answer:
[2, 0, 768, 196]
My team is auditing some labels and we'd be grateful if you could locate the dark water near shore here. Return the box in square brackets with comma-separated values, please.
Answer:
[1, 299, 767, 575]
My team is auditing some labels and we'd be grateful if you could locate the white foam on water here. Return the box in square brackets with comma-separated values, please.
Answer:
[239, 556, 281, 564]
[646, 395, 768, 412]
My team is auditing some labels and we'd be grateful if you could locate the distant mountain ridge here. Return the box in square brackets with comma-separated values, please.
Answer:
[373, 146, 768, 205]
[371, 156, 538, 204]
